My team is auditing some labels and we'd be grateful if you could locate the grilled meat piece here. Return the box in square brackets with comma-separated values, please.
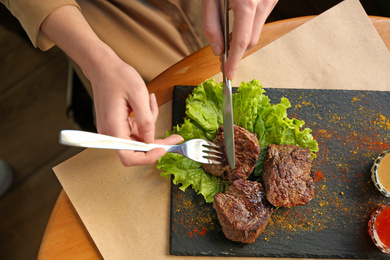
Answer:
[213, 179, 275, 244]
[262, 144, 314, 207]
[203, 125, 260, 183]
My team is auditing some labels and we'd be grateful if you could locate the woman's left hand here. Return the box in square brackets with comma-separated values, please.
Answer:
[202, 0, 278, 80]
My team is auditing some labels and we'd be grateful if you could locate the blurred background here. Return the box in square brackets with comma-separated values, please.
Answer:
[0, 4, 83, 259]
[0, 1, 389, 259]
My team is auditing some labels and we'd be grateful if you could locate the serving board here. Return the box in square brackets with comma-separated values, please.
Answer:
[169, 85, 390, 259]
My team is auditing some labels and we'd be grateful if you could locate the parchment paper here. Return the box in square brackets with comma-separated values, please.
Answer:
[53, 0, 390, 259]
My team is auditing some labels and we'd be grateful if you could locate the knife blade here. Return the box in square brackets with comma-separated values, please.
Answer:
[220, 0, 235, 169]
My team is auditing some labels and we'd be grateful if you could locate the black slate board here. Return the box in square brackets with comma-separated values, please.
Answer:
[169, 85, 390, 259]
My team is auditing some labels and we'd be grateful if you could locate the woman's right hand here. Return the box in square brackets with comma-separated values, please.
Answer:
[89, 53, 184, 166]
[41, 5, 184, 166]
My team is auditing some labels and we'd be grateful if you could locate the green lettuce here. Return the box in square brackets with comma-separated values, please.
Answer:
[157, 78, 319, 203]
[185, 79, 223, 140]
[253, 97, 319, 175]
[233, 79, 270, 132]
[158, 153, 229, 203]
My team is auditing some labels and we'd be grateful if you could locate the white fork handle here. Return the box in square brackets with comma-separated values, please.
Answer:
[59, 130, 170, 151]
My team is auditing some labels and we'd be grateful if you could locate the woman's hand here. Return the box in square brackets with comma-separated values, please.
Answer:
[41, 5, 184, 166]
[203, 0, 278, 79]
[90, 57, 184, 166]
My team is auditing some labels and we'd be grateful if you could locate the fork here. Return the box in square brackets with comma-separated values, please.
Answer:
[59, 130, 223, 164]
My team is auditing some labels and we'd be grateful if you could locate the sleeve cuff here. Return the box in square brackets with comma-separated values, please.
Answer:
[8, 0, 80, 51]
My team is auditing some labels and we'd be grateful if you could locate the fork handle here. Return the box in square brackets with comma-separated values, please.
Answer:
[59, 130, 170, 151]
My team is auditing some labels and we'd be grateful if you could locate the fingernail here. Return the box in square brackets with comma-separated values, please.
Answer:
[227, 70, 236, 80]
[177, 136, 184, 143]
[211, 43, 222, 56]
[150, 93, 157, 105]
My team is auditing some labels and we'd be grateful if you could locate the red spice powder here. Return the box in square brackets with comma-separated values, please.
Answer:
[314, 171, 324, 182]
[193, 226, 207, 236]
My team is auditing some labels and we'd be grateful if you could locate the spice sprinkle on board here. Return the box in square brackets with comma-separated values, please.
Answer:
[170, 86, 390, 259]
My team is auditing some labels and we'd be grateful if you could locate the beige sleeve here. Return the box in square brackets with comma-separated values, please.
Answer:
[1, 0, 80, 51]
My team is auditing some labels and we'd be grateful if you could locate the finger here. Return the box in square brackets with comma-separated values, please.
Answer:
[249, 9, 266, 52]
[128, 88, 156, 144]
[203, 0, 223, 56]
[116, 134, 184, 166]
[154, 134, 184, 145]
[149, 93, 159, 123]
[127, 93, 159, 140]
[250, 1, 278, 51]
[117, 149, 167, 167]
[225, 2, 257, 80]
[95, 93, 132, 139]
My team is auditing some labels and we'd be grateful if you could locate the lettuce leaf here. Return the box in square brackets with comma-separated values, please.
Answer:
[233, 79, 270, 132]
[157, 153, 229, 203]
[185, 79, 223, 140]
[171, 118, 207, 141]
[253, 97, 319, 175]
[157, 79, 319, 203]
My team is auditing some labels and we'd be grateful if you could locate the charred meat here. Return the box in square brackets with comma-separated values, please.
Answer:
[262, 144, 314, 207]
[213, 179, 275, 244]
[203, 125, 260, 183]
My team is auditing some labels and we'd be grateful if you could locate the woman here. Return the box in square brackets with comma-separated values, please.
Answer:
[0, 0, 278, 166]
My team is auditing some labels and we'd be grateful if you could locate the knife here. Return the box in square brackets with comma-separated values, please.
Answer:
[220, 0, 235, 169]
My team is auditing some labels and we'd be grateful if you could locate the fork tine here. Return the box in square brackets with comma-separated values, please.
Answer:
[203, 146, 224, 156]
[202, 141, 224, 153]
[201, 140, 224, 164]
[203, 141, 220, 149]
[179, 139, 224, 164]
[204, 151, 224, 160]
[202, 156, 222, 165]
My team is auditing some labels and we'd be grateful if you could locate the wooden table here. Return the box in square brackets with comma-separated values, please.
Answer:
[38, 16, 390, 259]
